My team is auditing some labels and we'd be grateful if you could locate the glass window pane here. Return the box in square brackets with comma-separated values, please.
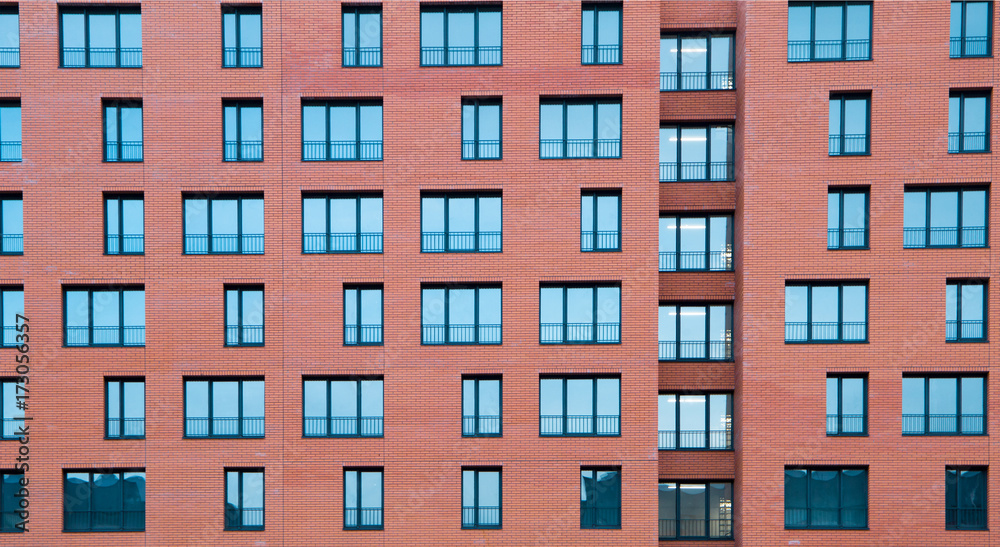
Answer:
[343, 12, 356, 49]
[841, 378, 864, 415]
[479, 471, 500, 506]
[106, 199, 120, 236]
[65, 291, 89, 327]
[303, 198, 326, 234]
[679, 484, 706, 521]
[242, 198, 264, 236]
[224, 106, 237, 141]
[951, 2, 963, 38]
[359, 13, 380, 48]
[680, 218, 706, 254]
[122, 199, 143, 235]
[213, 381, 239, 419]
[949, 96, 961, 134]
[596, 195, 619, 232]
[843, 99, 867, 136]
[449, 289, 475, 325]
[88, 14, 116, 50]
[330, 198, 357, 234]
[903, 192, 926, 229]
[902, 377, 925, 415]
[596, 378, 619, 416]
[242, 380, 264, 418]
[447, 12, 474, 49]
[241, 106, 262, 142]
[62, 13, 85, 49]
[840, 469, 867, 527]
[225, 471, 239, 506]
[360, 289, 381, 325]
[597, 286, 620, 324]
[240, 14, 262, 48]
[212, 200, 238, 236]
[462, 104, 475, 142]
[660, 127, 677, 164]
[242, 290, 263, 327]
[963, 190, 986, 229]
[961, 377, 984, 416]
[539, 379, 563, 417]
[841, 285, 866, 323]
[929, 378, 958, 415]
[105, 106, 118, 141]
[540, 104, 563, 141]
[360, 105, 382, 141]
[478, 288, 502, 325]
[479, 380, 500, 417]
[966, 2, 990, 37]
[566, 288, 593, 324]
[829, 99, 841, 137]
[680, 127, 707, 163]
[597, 103, 621, 141]
[659, 306, 677, 343]
[597, 8, 619, 47]
[449, 197, 476, 233]
[421, 11, 444, 48]
[679, 395, 706, 432]
[120, 13, 142, 50]
[787, 6, 811, 42]
[462, 470, 475, 506]
[581, 9, 594, 47]
[711, 36, 732, 73]
[566, 379, 593, 418]
[809, 470, 840, 527]
[814, 6, 843, 43]
[422, 197, 445, 233]
[361, 472, 382, 508]
[330, 381, 357, 418]
[0, 107, 20, 142]
[422, 288, 445, 325]
[660, 218, 676, 253]
[810, 286, 839, 324]
[679, 306, 706, 342]
[185, 381, 209, 418]
[479, 10, 501, 48]
[107, 381, 120, 419]
[659, 395, 676, 431]
[566, 104, 594, 141]
[223, 13, 236, 49]
[479, 104, 501, 141]
[540, 288, 563, 324]
[681, 37, 707, 74]
[961, 284, 984, 321]
[330, 106, 357, 142]
[930, 191, 959, 229]
[361, 380, 382, 417]
[660, 37, 677, 73]
[122, 290, 144, 327]
[185, 199, 208, 235]
[843, 193, 866, 230]
[302, 106, 326, 142]
[845, 4, 870, 41]
[92, 291, 120, 328]
[243, 472, 263, 507]
[479, 197, 502, 233]
[963, 96, 987, 134]
[303, 381, 326, 418]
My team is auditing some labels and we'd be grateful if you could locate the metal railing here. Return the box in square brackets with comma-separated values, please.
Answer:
[184, 416, 264, 438]
[0, 47, 18, 67]
[902, 413, 984, 435]
[826, 414, 865, 435]
[421, 231, 502, 252]
[462, 414, 501, 436]
[658, 340, 732, 361]
[903, 226, 986, 248]
[658, 429, 732, 450]
[829, 134, 868, 155]
[788, 39, 870, 61]
[784, 321, 866, 342]
[462, 139, 501, 159]
[343, 47, 382, 67]
[344, 507, 383, 529]
[540, 414, 620, 436]
[581, 230, 620, 251]
[581, 44, 621, 64]
[344, 324, 383, 345]
[225, 140, 262, 161]
[1, 233, 21, 254]
[946, 507, 987, 529]
[65, 325, 145, 347]
[184, 233, 264, 254]
[659, 518, 733, 540]
[420, 45, 502, 66]
[659, 161, 734, 182]
[421, 323, 501, 345]
[106, 417, 145, 438]
[828, 228, 866, 249]
[64, 510, 145, 531]
[949, 131, 988, 153]
[946, 320, 984, 341]
[62, 47, 142, 68]
[951, 36, 990, 57]
[225, 324, 264, 346]
[2, 418, 24, 439]
[303, 140, 382, 161]
[226, 507, 264, 529]
[659, 250, 733, 271]
[106, 234, 144, 255]
[2, 326, 17, 347]
[580, 507, 621, 528]
[539, 138, 621, 159]
[0, 141, 20, 162]
[303, 416, 383, 437]
[105, 141, 143, 162]
[303, 232, 383, 253]
[540, 322, 620, 344]
[224, 47, 262, 67]
[462, 506, 501, 528]
[1, 509, 24, 532]
[660, 71, 735, 91]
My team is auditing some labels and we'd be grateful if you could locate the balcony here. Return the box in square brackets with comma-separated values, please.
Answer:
[106, 234, 144, 255]
[303, 416, 383, 437]
[946, 319, 985, 341]
[787, 39, 870, 62]
[659, 250, 732, 272]
[658, 429, 732, 450]
[344, 324, 382, 346]
[304, 232, 382, 254]
[826, 414, 865, 435]
[827, 228, 866, 249]
[903, 226, 986, 248]
[421, 46, 501, 66]
[225, 325, 264, 346]
[224, 140, 262, 162]
[540, 415, 619, 436]
[950, 36, 990, 58]
[0, 47, 17, 67]
[462, 139, 501, 160]
[63, 47, 142, 68]
[540, 322, 620, 344]
[828, 134, 868, 156]
[462, 415, 501, 436]
[302, 140, 382, 161]
[185, 233, 264, 254]
[223, 47, 261, 68]
[659, 518, 733, 540]
[902, 414, 984, 435]
[658, 340, 732, 362]
[344, 507, 383, 530]
[581, 231, 620, 252]
[422, 324, 501, 345]
[184, 416, 264, 438]
[106, 417, 145, 439]
[104, 141, 143, 162]
[0, 234, 20, 254]
[949, 132, 988, 153]
[462, 506, 501, 529]
[421, 231, 501, 253]
[581, 44, 620, 65]
[660, 71, 734, 92]
[540, 139, 621, 159]
[659, 161, 734, 182]
[0, 140, 19, 162]
[784, 321, 866, 342]
[65, 325, 145, 347]
[343, 47, 382, 67]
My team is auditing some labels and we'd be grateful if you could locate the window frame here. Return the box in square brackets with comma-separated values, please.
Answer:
[0, 470, 25, 532]
[0, 194, 22, 254]
[183, 377, 265, 439]
[657, 481, 735, 540]
[657, 392, 734, 450]
[539, 98, 622, 159]
[786, 1, 873, 62]
[539, 375, 621, 437]
[343, 285, 383, 346]
[183, 193, 265, 255]
[0, 377, 25, 439]
[825, 375, 867, 436]
[104, 193, 144, 256]
[659, 214, 735, 271]
[946, 466, 988, 530]
[784, 282, 869, 343]
[0, 287, 23, 349]
[104, 377, 145, 440]
[462, 375, 502, 437]
[223, 100, 263, 162]
[581, 3, 623, 65]
[343, 468, 384, 530]
[580, 467, 622, 529]
[419, 4, 502, 67]
[300, 99, 384, 161]
[58, 6, 142, 68]
[828, 93, 871, 156]
[102, 99, 143, 163]
[0, 101, 20, 162]
[62, 286, 145, 347]
[62, 469, 146, 532]
[462, 98, 503, 160]
[827, 187, 869, 250]
[221, 5, 262, 68]
[301, 376, 384, 438]
[224, 468, 265, 531]
[951, 1, 994, 58]
[539, 283, 621, 344]
[420, 284, 502, 345]
[660, 33, 735, 91]
[420, 192, 503, 253]
[902, 374, 986, 436]
[903, 186, 989, 248]
[0, 6, 19, 69]
[658, 303, 734, 361]
[301, 193, 383, 253]
[581, 190, 621, 252]
[224, 285, 264, 347]
[784, 467, 869, 530]
[342, 5, 382, 68]
[949, 90, 991, 153]
[659, 124, 735, 182]
[462, 467, 502, 529]
[947, 280, 988, 342]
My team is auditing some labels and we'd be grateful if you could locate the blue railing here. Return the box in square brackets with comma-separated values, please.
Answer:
[462, 506, 501, 528]
[658, 340, 732, 361]
[540, 138, 620, 159]
[225, 140, 262, 161]
[224, 47, 262, 67]
[659, 518, 733, 540]
[660, 70, 735, 91]
[946, 320, 984, 341]
[422, 323, 501, 345]
[949, 131, 987, 153]
[65, 326, 145, 347]
[0, 47, 18, 67]
[582, 44, 621, 64]
[225, 325, 264, 346]
[303, 416, 383, 437]
[343, 47, 382, 67]
[344, 324, 382, 345]
[658, 429, 732, 450]
[185, 416, 264, 438]
[106, 417, 145, 438]
[788, 39, 870, 61]
[951, 36, 990, 57]
[344, 507, 383, 529]
[184, 233, 264, 254]
[540, 414, 619, 436]
[106, 234, 144, 255]
[421, 231, 501, 252]
[540, 322, 619, 344]
[0, 141, 20, 162]
[0, 234, 21, 254]
[659, 161, 734, 182]
[420, 45, 501, 66]
[303, 232, 382, 253]
[826, 414, 865, 435]
[462, 414, 501, 436]
[303, 140, 382, 161]
[829, 134, 868, 155]
[828, 228, 866, 249]
[105, 141, 143, 162]
[462, 139, 501, 159]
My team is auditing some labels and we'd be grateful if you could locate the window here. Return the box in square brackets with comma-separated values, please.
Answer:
[658, 482, 733, 540]
[829, 93, 870, 155]
[224, 100, 263, 161]
[0, 7, 18, 68]
[951, 1, 992, 57]
[787, 2, 871, 62]
[1, 471, 25, 532]
[540, 284, 620, 344]
[420, 5, 501, 66]
[659, 125, 734, 182]
[462, 376, 501, 436]
[0, 102, 19, 162]
[582, 3, 621, 64]
[421, 193, 502, 253]
[63, 470, 145, 531]
[225, 286, 264, 346]
[344, 286, 382, 345]
[342, 6, 382, 67]
[302, 194, 382, 253]
[302, 100, 383, 161]
[660, 34, 734, 91]
[581, 191, 620, 252]
[303, 377, 383, 437]
[949, 91, 990, 153]
[225, 469, 264, 530]
[0, 196, 21, 254]
[903, 376, 985, 435]
[658, 393, 732, 449]
[539, 99, 621, 159]
[784, 468, 867, 529]
[947, 467, 987, 530]
[827, 188, 868, 249]
[659, 216, 733, 271]
[105, 379, 144, 439]
[784, 283, 867, 342]
[103, 100, 143, 162]
[64, 287, 144, 347]
[658, 304, 732, 361]
[0, 288, 22, 349]
[60, 7, 141, 68]
[462, 98, 502, 160]
[421, 285, 501, 345]
[904, 187, 987, 248]
[222, 6, 261, 67]
[344, 469, 383, 530]
[580, 468, 621, 529]
[826, 375, 866, 435]
[184, 378, 264, 438]
[540, 376, 620, 436]
[947, 280, 987, 341]
[463, 469, 501, 529]
[104, 195, 143, 255]
[184, 194, 264, 254]
[0, 379, 25, 439]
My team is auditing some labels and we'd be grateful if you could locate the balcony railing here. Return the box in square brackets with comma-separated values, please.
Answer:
[462, 506, 501, 528]
[303, 232, 383, 253]
[224, 140, 262, 161]
[303, 416, 383, 437]
[421, 323, 501, 345]
[344, 507, 383, 529]
[0, 141, 20, 161]
[106, 417, 145, 438]
[827, 228, 866, 249]
[0, 47, 18, 67]
[0, 233, 21, 254]
[62, 47, 142, 68]
[949, 131, 988, 153]
[343, 47, 382, 67]
[903, 413, 984, 435]
[581, 507, 621, 528]
[540, 414, 620, 436]
[659, 250, 733, 271]
[903, 226, 986, 248]
[658, 340, 732, 361]
[540, 322, 620, 344]
[184, 416, 264, 438]
[581, 230, 620, 251]
[105, 141, 143, 162]
[421, 231, 501, 253]
[65, 325, 145, 347]
[946, 507, 987, 529]
[184, 233, 265, 254]
[947, 319, 985, 341]
[462, 414, 501, 436]
[225, 507, 264, 530]
[106, 234, 145, 255]
[462, 139, 501, 160]
[539, 138, 621, 159]
[64, 510, 145, 531]
[581, 44, 621, 64]
[302, 140, 383, 161]
[951, 36, 990, 57]
[420, 45, 502, 66]
[826, 414, 865, 435]
[784, 321, 866, 342]
[660, 71, 735, 91]
[2, 417, 24, 439]
[659, 518, 733, 540]
[787, 39, 870, 61]
[829, 134, 868, 155]
[659, 161, 734, 182]
[225, 325, 264, 346]
[658, 429, 732, 450]
[224, 47, 262, 68]
[344, 324, 383, 345]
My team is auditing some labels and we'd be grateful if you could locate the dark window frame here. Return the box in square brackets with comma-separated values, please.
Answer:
[342, 5, 382, 67]
[657, 392, 734, 450]
[224, 285, 264, 347]
[903, 186, 989, 248]
[539, 98, 622, 159]
[462, 375, 502, 437]
[659, 33, 735, 91]
[787, 1, 873, 62]
[462, 98, 502, 160]
[827, 187, 869, 250]
[903, 374, 986, 436]
[784, 467, 869, 530]
[0, 6, 19, 69]
[301, 376, 384, 438]
[301, 99, 383, 161]
[947, 279, 988, 342]
[659, 214, 735, 271]
[539, 283, 621, 344]
[223, 100, 263, 162]
[951, 1, 994, 58]
[581, 190, 621, 252]
[539, 375, 621, 437]
[104, 193, 144, 255]
[949, 90, 991, 153]
[421, 284, 502, 345]
[946, 466, 988, 530]
[183, 193, 265, 255]
[183, 377, 265, 439]
[825, 374, 867, 436]
[420, 192, 503, 253]
[828, 93, 871, 156]
[658, 303, 734, 361]
[462, 467, 502, 529]
[0, 101, 20, 162]
[581, 3, 622, 65]
[580, 466, 622, 529]
[343, 467, 384, 530]
[62, 469, 146, 532]
[784, 282, 869, 343]
[221, 5, 262, 68]
[659, 124, 735, 182]
[0, 194, 22, 254]
[419, 4, 502, 67]
[102, 99, 143, 163]
[0, 377, 25, 438]
[657, 481, 735, 540]
[301, 193, 383, 253]
[224, 468, 264, 531]
[62, 286, 145, 348]
[0, 287, 23, 349]
[58, 6, 142, 68]
[344, 285, 383, 346]
[0, 470, 25, 532]
[104, 377, 145, 440]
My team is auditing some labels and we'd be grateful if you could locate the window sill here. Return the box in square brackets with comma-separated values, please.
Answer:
[945, 339, 988, 343]
[787, 58, 872, 63]
[826, 433, 868, 437]
[541, 434, 621, 438]
[344, 526, 384, 531]
[302, 435, 384, 439]
[104, 437, 146, 440]
[63, 529, 145, 533]
[903, 433, 987, 437]
[784, 526, 868, 531]
[948, 150, 991, 154]
[658, 447, 735, 451]
[828, 246, 869, 251]
[828, 153, 871, 157]
[784, 340, 868, 344]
